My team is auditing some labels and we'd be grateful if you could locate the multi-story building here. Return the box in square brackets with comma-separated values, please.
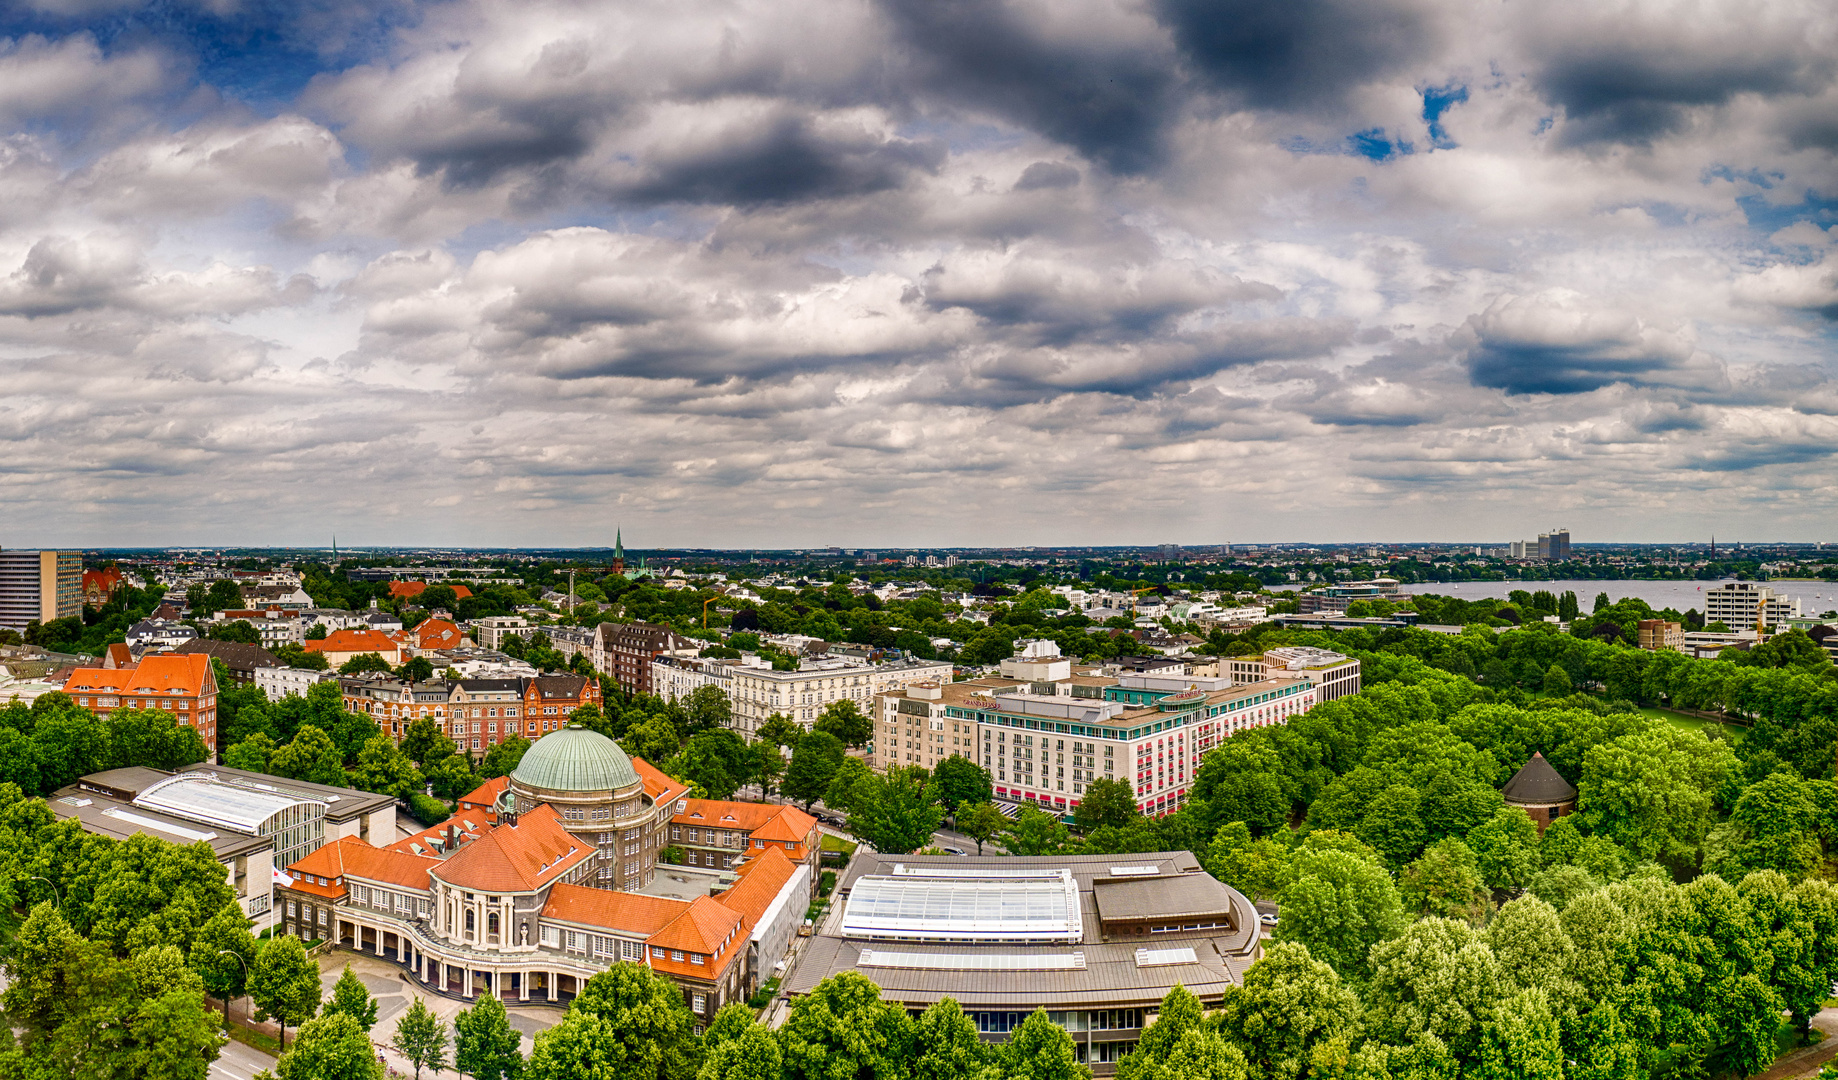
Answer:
[52, 763, 396, 932]
[871, 678, 1015, 772]
[1294, 579, 1408, 615]
[728, 656, 952, 735]
[0, 549, 83, 630]
[1704, 581, 1801, 631]
[1537, 529, 1571, 561]
[668, 799, 821, 892]
[339, 673, 600, 753]
[304, 628, 404, 667]
[172, 638, 282, 687]
[1636, 620, 1686, 652]
[274, 729, 808, 1029]
[213, 609, 306, 650]
[239, 583, 313, 610]
[407, 618, 467, 654]
[545, 625, 595, 662]
[62, 653, 222, 750]
[256, 665, 334, 701]
[595, 622, 697, 695]
[474, 616, 535, 651]
[964, 673, 1317, 818]
[651, 655, 739, 703]
[1225, 647, 1361, 701]
[787, 851, 1259, 1074]
[125, 618, 198, 653]
[82, 567, 126, 606]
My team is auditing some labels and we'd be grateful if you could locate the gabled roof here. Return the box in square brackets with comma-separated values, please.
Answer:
[1501, 752, 1578, 805]
[63, 653, 214, 696]
[542, 883, 690, 935]
[458, 775, 510, 810]
[304, 628, 401, 655]
[751, 806, 818, 844]
[288, 835, 432, 893]
[432, 804, 591, 893]
[650, 894, 742, 954]
[389, 581, 474, 600]
[414, 619, 464, 648]
[675, 799, 817, 844]
[104, 643, 133, 669]
[632, 756, 691, 806]
[718, 846, 800, 929]
[530, 675, 591, 699]
[173, 638, 282, 670]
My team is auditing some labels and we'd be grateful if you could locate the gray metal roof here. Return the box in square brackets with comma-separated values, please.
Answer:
[1092, 874, 1238, 923]
[1501, 752, 1577, 805]
[841, 868, 1082, 943]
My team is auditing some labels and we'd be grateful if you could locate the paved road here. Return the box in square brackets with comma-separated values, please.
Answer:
[211, 1039, 276, 1080]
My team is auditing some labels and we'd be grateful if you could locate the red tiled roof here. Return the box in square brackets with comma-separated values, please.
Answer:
[717, 846, 799, 929]
[414, 618, 464, 649]
[390, 813, 490, 856]
[458, 776, 510, 811]
[432, 804, 592, 893]
[104, 643, 132, 669]
[388, 582, 474, 600]
[542, 883, 690, 935]
[650, 894, 742, 955]
[676, 799, 817, 845]
[287, 835, 432, 894]
[632, 757, 691, 806]
[304, 628, 401, 656]
[63, 653, 213, 697]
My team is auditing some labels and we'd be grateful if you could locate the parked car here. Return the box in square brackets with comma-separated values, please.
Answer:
[940, 845, 967, 856]
[1259, 913, 1280, 927]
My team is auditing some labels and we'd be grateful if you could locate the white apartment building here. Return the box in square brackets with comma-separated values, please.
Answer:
[959, 672, 1318, 818]
[474, 616, 536, 650]
[870, 678, 1017, 771]
[256, 665, 335, 701]
[1704, 582, 1802, 631]
[728, 656, 953, 735]
[1226, 647, 1362, 701]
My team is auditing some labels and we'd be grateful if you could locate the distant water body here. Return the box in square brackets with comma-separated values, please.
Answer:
[1407, 579, 1838, 616]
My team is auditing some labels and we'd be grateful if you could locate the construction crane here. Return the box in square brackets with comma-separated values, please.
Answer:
[1130, 586, 1160, 616]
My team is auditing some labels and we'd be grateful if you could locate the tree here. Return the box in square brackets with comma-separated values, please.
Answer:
[1464, 807, 1541, 891]
[306, 623, 329, 640]
[398, 656, 436, 683]
[1000, 1009, 1089, 1080]
[751, 742, 786, 798]
[1273, 848, 1407, 984]
[250, 935, 322, 1050]
[3, 902, 113, 1046]
[207, 578, 244, 614]
[225, 731, 278, 773]
[347, 736, 424, 799]
[1354, 784, 1428, 869]
[681, 685, 733, 734]
[121, 944, 230, 1080]
[339, 653, 394, 675]
[1204, 822, 1294, 903]
[784, 730, 846, 809]
[526, 964, 697, 1080]
[825, 757, 873, 815]
[322, 965, 378, 1032]
[454, 991, 524, 1080]
[1485, 895, 1571, 993]
[1365, 917, 1506, 1065]
[911, 998, 988, 1080]
[1073, 777, 1138, 833]
[210, 620, 261, 644]
[427, 753, 479, 802]
[392, 998, 449, 1080]
[1541, 665, 1572, 696]
[192, 902, 259, 1021]
[813, 700, 872, 747]
[757, 713, 804, 752]
[959, 802, 1005, 855]
[270, 1012, 382, 1080]
[697, 1007, 781, 1080]
[1473, 989, 1564, 1080]
[1577, 726, 1734, 869]
[480, 735, 532, 780]
[270, 725, 348, 786]
[673, 729, 752, 800]
[931, 756, 992, 813]
[402, 716, 458, 770]
[848, 765, 946, 855]
[1705, 772, 1830, 881]
[1001, 804, 1070, 856]
[1217, 942, 1361, 1080]
[780, 972, 913, 1080]
[1399, 839, 1491, 923]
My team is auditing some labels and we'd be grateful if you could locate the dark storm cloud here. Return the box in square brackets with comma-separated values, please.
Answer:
[610, 114, 946, 208]
[1456, 292, 1723, 396]
[1155, 0, 1441, 109]
[877, 0, 1183, 174]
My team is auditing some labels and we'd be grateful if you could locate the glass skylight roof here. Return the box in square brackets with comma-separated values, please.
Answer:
[841, 869, 1083, 943]
[102, 807, 219, 843]
[134, 774, 322, 834]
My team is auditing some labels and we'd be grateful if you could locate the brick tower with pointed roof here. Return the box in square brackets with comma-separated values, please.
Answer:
[1501, 751, 1578, 833]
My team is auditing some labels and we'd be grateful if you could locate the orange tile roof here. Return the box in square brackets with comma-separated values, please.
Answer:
[388, 582, 474, 600]
[542, 883, 691, 935]
[390, 814, 490, 856]
[650, 894, 742, 956]
[414, 618, 464, 649]
[287, 835, 432, 893]
[676, 799, 816, 844]
[63, 653, 213, 696]
[632, 757, 691, 806]
[717, 847, 799, 930]
[458, 776, 510, 811]
[304, 628, 401, 656]
[432, 804, 592, 893]
[104, 643, 132, 669]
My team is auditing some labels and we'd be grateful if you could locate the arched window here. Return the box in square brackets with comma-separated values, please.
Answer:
[465, 909, 476, 935]
[488, 912, 500, 936]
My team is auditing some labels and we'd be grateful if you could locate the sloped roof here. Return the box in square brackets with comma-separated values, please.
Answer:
[718, 847, 800, 929]
[432, 804, 591, 893]
[63, 653, 213, 696]
[1501, 752, 1577, 805]
[173, 638, 282, 670]
[304, 628, 400, 655]
[288, 835, 432, 893]
[632, 756, 690, 806]
[458, 775, 510, 810]
[675, 799, 817, 843]
[542, 883, 690, 935]
[650, 894, 742, 954]
[414, 619, 464, 648]
[751, 806, 818, 844]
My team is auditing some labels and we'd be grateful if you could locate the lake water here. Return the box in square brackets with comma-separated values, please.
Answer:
[1404, 579, 1838, 617]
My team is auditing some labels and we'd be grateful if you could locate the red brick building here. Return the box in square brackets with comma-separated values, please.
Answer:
[63, 653, 220, 749]
[594, 622, 695, 695]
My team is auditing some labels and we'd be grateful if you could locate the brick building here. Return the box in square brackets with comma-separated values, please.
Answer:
[595, 622, 696, 695]
[62, 653, 220, 749]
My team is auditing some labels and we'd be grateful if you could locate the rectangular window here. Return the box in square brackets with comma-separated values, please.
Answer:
[690, 954, 704, 965]
[692, 992, 707, 1012]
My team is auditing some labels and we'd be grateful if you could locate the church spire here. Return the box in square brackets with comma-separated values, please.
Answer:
[612, 528, 626, 573]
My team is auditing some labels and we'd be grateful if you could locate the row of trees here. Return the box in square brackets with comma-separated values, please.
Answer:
[0, 692, 209, 796]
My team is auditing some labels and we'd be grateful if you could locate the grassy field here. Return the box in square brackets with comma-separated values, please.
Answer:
[821, 833, 858, 856]
[1637, 705, 1744, 741]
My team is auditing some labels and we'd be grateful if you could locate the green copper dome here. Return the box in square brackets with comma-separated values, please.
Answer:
[510, 725, 640, 793]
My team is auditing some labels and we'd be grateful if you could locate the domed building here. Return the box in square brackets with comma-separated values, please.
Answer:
[504, 724, 668, 890]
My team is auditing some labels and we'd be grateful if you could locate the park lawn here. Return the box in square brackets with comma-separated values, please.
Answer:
[822, 833, 858, 855]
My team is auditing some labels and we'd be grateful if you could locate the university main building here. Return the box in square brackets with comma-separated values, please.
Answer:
[275, 726, 817, 1028]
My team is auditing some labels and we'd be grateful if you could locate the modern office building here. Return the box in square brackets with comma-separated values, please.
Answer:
[786, 851, 1260, 1073]
[1704, 581, 1802, 631]
[0, 549, 83, 630]
[1225, 647, 1363, 701]
[1636, 620, 1686, 652]
[1295, 578, 1408, 614]
[1537, 529, 1571, 561]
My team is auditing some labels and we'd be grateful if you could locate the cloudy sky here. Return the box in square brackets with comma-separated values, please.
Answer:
[1, 0, 1835, 548]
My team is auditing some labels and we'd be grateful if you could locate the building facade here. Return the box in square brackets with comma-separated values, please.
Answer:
[728, 656, 953, 735]
[63, 653, 222, 750]
[1704, 581, 1802, 631]
[1225, 647, 1362, 701]
[1636, 619, 1686, 651]
[1295, 579, 1408, 615]
[0, 550, 83, 630]
[595, 622, 698, 695]
[256, 665, 334, 701]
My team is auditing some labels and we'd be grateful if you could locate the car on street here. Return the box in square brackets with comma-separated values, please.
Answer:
[1259, 913, 1280, 927]
[939, 845, 967, 856]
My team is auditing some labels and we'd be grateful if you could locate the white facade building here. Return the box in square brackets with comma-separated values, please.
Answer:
[1703, 582, 1802, 631]
[728, 656, 953, 734]
[256, 665, 335, 701]
[1227, 647, 1362, 701]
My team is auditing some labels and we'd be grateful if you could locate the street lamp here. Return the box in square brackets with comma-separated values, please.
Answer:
[21, 875, 59, 906]
[215, 949, 250, 1025]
